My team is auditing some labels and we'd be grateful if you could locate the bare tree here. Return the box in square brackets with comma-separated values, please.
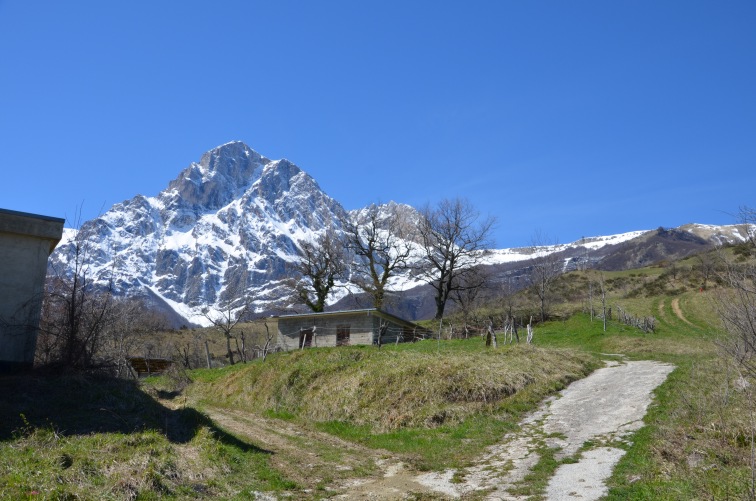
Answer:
[451, 265, 489, 338]
[694, 252, 718, 291]
[598, 271, 608, 332]
[526, 316, 535, 344]
[39, 214, 170, 375]
[258, 322, 275, 361]
[104, 297, 168, 377]
[715, 206, 756, 497]
[527, 231, 563, 323]
[485, 317, 498, 348]
[174, 332, 210, 370]
[37, 218, 119, 373]
[293, 230, 346, 312]
[716, 211, 756, 379]
[346, 203, 414, 310]
[496, 275, 522, 343]
[502, 315, 519, 344]
[418, 198, 495, 320]
[375, 319, 389, 349]
[738, 205, 756, 250]
[201, 300, 248, 366]
[235, 332, 248, 363]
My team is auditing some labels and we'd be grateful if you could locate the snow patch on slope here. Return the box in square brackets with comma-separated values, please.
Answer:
[480, 230, 650, 266]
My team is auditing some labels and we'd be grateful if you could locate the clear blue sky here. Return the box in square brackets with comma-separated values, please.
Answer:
[1, 1, 754, 248]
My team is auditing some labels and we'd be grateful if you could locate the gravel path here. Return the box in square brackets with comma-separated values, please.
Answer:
[416, 359, 675, 500]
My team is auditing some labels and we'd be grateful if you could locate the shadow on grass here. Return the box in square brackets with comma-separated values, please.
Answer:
[0, 373, 269, 454]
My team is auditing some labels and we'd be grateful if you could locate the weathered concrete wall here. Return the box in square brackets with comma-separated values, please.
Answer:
[276, 310, 421, 351]
[277, 313, 377, 351]
[0, 209, 64, 372]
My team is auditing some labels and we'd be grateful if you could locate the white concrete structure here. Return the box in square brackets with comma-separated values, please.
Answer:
[0, 208, 64, 372]
[277, 309, 431, 351]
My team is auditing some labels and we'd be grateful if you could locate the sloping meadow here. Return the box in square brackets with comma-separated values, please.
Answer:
[191, 341, 598, 431]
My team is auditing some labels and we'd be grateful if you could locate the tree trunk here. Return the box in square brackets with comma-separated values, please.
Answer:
[225, 333, 235, 365]
[205, 340, 212, 369]
[526, 316, 534, 344]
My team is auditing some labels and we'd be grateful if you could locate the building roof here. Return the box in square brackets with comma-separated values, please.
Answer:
[0, 208, 65, 224]
[0, 208, 65, 252]
[277, 308, 431, 333]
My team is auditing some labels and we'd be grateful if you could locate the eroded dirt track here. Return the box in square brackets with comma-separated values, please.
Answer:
[202, 406, 444, 499]
[671, 297, 695, 327]
[204, 407, 407, 497]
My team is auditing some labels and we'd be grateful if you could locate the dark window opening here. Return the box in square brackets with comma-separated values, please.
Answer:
[299, 328, 313, 348]
[336, 325, 350, 346]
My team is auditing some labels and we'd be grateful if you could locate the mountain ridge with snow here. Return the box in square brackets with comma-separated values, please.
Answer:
[48, 141, 754, 325]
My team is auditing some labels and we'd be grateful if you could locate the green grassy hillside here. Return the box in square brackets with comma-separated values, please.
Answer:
[2, 247, 755, 499]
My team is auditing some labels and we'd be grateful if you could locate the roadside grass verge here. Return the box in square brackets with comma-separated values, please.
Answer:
[314, 374, 577, 471]
[605, 355, 755, 499]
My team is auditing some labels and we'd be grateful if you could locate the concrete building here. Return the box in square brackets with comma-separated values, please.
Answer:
[277, 309, 432, 351]
[0, 208, 65, 372]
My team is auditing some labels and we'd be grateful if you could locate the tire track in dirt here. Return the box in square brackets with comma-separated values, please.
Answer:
[203, 407, 437, 500]
[671, 297, 696, 327]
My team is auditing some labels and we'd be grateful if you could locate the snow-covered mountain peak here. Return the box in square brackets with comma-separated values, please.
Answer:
[198, 141, 268, 172]
[348, 201, 422, 224]
[161, 141, 268, 212]
[48, 141, 351, 325]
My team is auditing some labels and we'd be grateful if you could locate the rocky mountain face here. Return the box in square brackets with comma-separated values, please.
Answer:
[49, 141, 350, 326]
[49, 141, 753, 326]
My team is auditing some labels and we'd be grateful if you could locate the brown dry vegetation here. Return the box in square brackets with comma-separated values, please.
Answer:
[189, 343, 598, 433]
[139, 319, 280, 369]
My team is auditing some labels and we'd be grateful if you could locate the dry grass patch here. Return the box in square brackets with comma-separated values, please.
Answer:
[602, 335, 716, 357]
[191, 342, 598, 432]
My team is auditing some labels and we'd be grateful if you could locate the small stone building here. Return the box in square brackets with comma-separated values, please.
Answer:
[277, 309, 431, 351]
[0, 208, 64, 372]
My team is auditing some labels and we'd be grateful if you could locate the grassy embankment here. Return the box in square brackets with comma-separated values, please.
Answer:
[0, 339, 600, 500]
[189, 341, 599, 471]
